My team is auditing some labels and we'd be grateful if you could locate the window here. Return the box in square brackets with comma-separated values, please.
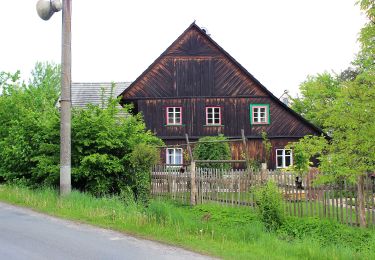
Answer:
[206, 107, 221, 125]
[276, 149, 293, 168]
[166, 107, 182, 125]
[250, 104, 270, 125]
[166, 148, 183, 165]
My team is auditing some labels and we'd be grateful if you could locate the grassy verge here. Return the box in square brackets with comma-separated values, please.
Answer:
[0, 185, 374, 259]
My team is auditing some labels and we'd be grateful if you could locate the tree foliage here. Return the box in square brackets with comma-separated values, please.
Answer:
[289, 1, 375, 183]
[0, 64, 162, 202]
[291, 73, 341, 129]
[0, 62, 60, 186]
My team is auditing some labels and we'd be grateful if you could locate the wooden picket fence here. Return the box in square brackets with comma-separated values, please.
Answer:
[151, 165, 375, 227]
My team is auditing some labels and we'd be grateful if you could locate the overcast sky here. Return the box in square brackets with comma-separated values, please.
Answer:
[0, 0, 366, 97]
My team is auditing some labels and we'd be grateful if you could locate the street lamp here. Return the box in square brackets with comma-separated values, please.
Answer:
[36, 0, 72, 196]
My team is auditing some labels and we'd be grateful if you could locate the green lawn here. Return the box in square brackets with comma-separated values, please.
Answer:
[0, 185, 374, 260]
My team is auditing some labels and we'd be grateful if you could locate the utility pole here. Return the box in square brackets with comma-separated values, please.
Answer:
[36, 0, 72, 195]
[59, 0, 72, 195]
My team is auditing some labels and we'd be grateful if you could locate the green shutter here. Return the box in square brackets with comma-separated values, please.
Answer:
[249, 104, 270, 125]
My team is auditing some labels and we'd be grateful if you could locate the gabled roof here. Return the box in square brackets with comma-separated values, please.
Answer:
[118, 22, 323, 135]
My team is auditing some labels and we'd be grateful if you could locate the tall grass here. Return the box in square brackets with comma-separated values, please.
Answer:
[0, 185, 373, 260]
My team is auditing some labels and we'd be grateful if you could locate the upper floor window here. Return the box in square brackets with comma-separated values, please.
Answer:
[206, 107, 221, 125]
[166, 107, 182, 125]
[250, 104, 270, 125]
[166, 148, 183, 165]
[276, 149, 293, 168]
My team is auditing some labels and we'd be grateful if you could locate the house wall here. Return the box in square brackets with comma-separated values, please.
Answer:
[162, 138, 299, 170]
[137, 97, 318, 138]
[120, 24, 322, 169]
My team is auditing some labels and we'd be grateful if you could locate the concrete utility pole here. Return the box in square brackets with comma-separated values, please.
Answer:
[36, 0, 72, 195]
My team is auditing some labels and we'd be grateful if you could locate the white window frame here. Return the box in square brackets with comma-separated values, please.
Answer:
[166, 107, 182, 125]
[252, 106, 268, 124]
[206, 107, 221, 125]
[166, 148, 183, 165]
[276, 149, 293, 168]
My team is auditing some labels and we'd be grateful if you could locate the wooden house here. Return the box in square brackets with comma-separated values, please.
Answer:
[118, 23, 322, 169]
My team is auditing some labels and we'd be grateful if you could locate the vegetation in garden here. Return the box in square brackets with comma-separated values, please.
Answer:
[0, 63, 162, 201]
[193, 135, 231, 169]
[0, 185, 374, 260]
[252, 181, 285, 231]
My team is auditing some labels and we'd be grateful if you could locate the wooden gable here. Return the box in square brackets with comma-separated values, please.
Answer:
[119, 23, 268, 100]
[119, 23, 323, 137]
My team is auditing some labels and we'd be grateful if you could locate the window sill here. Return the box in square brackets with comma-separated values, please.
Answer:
[203, 125, 224, 127]
[251, 123, 269, 126]
[164, 124, 186, 127]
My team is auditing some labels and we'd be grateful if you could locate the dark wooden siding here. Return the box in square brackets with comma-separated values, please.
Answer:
[121, 27, 268, 99]
[137, 97, 319, 138]
[162, 138, 299, 169]
[120, 23, 322, 169]
[166, 27, 221, 57]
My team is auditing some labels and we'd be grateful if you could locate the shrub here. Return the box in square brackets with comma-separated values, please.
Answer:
[0, 65, 163, 199]
[0, 63, 60, 187]
[72, 98, 162, 197]
[252, 181, 285, 231]
[129, 143, 160, 204]
[193, 135, 231, 169]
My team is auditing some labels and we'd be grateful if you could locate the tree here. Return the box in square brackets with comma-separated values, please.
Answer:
[0, 65, 163, 203]
[355, 0, 375, 71]
[291, 72, 341, 129]
[289, 1, 375, 227]
[0, 62, 61, 186]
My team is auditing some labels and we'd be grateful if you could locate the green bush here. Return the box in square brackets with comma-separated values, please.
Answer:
[71, 96, 162, 198]
[193, 135, 231, 169]
[0, 63, 60, 187]
[129, 143, 160, 204]
[0, 65, 163, 200]
[252, 181, 285, 231]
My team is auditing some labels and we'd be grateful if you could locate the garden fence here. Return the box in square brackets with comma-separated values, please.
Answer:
[151, 165, 375, 227]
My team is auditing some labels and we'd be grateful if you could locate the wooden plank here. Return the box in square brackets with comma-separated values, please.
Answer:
[349, 183, 354, 226]
[372, 184, 375, 226]
[305, 174, 309, 217]
[355, 187, 359, 226]
[195, 160, 247, 163]
[340, 183, 344, 224]
[293, 176, 297, 217]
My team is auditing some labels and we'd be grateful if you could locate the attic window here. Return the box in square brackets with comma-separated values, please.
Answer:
[206, 107, 221, 125]
[250, 104, 270, 125]
[166, 107, 182, 125]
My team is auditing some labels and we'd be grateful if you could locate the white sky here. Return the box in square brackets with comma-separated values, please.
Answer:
[0, 0, 366, 97]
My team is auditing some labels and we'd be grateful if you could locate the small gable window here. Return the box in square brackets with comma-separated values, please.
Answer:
[166, 148, 183, 165]
[250, 104, 270, 125]
[276, 149, 293, 168]
[166, 107, 182, 125]
[206, 107, 221, 125]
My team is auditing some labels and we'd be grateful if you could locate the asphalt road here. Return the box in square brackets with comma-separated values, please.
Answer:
[0, 202, 214, 260]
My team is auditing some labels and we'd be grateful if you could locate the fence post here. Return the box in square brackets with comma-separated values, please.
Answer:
[261, 163, 267, 183]
[357, 174, 366, 227]
[190, 161, 197, 206]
